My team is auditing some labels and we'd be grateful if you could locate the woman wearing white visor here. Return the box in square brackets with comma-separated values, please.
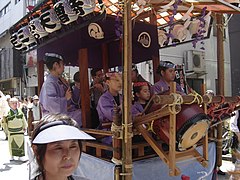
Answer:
[31, 114, 95, 180]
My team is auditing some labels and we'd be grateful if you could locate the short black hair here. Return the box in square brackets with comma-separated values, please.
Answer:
[91, 68, 102, 77]
[73, 71, 80, 83]
[44, 53, 63, 70]
[156, 61, 175, 76]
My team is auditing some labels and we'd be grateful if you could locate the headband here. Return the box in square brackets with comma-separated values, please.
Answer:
[159, 61, 176, 69]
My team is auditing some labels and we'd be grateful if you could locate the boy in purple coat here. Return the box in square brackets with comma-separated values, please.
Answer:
[39, 53, 82, 127]
[152, 61, 185, 95]
[96, 72, 122, 144]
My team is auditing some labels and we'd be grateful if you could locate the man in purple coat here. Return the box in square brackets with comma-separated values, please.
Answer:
[39, 53, 82, 127]
[152, 61, 185, 95]
[97, 72, 122, 144]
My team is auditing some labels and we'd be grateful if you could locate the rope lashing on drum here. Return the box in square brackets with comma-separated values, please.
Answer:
[185, 90, 203, 105]
[148, 104, 168, 133]
[168, 93, 183, 114]
[111, 123, 123, 139]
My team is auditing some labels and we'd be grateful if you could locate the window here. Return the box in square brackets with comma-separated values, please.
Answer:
[0, 3, 10, 18]
[15, 0, 21, 4]
[26, 0, 39, 6]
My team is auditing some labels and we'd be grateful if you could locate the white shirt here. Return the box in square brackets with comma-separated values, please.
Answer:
[230, 110, 239, 133]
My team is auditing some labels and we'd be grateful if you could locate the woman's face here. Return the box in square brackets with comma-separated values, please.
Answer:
[43, 140, 81, 179]
[9, 101, 18, 110]
[137, 85, 150, 101]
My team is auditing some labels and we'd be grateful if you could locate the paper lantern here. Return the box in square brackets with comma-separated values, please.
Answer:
[17, 25, 37, 46]
[29, 15, 49, 39]
[53, 0, 78, 25]
[69, 0, 96, 17]
[39, 7, 62, 33]
[158, 29, 168, 47]
[171, 24, 188, 42]
[10, 32, 28, 51]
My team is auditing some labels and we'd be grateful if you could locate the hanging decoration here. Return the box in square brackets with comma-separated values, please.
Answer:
[17, 24, 37, 46]
[39, 6, 62, 33]
[53, 0, 78, 25]
[171, 24, 188, 42]
[10, 32, 28, 51]
[88, 23, 104, 39]
[136, 0, 147, 16]
[166, 0, 182, 46]
[115, 11, 123, 38]
[68, 0, 96, 17]
[29, 15, 49, 39]
[158, 29, 168, 47]
[191, 7, 208, 49]
[137, 32, 151, 48]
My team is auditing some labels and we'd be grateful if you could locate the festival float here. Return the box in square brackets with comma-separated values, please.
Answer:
[9, 0, 240, 179]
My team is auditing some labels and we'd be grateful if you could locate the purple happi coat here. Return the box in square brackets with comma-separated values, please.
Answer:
[96, 90, 122, 144]
[70, 86, 81, 109]
[97, 91, 122, 123]
[152, 79, 185, 95]
[132, 101, 144, 117]
[39, 74, 82, 126]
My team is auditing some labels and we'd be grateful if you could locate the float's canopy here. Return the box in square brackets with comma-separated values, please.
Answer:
[9, 0, 240, 67]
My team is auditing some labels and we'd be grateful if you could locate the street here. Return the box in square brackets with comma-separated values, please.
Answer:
[0, 130, 29, 180]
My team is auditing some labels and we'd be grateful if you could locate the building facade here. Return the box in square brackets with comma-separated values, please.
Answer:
[0, 0, 40, 97]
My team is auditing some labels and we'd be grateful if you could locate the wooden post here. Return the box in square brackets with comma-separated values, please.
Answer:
[102, 43, 109, 73]
[150, 10, 160, 83]
[112, 106, 122, 163]
[216, 13, 224, 167]
[78, 48, 91, 128]
[202, 85, 208, 162]
[122, 0, 133, 179]
[169, 82, 177, 176]
[37, 60, 44, 95]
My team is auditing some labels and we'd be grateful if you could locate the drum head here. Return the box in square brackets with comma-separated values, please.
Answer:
[178, 119, 209, 151]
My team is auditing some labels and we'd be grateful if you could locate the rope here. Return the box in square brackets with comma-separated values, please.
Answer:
[185, 91, 203, 105]
[111, 123, 123, 139]
[205, 93, 213, 104]
[148, 104, 168, 133]
[168, 93, 183, 114]
[111, 157, 122, 165]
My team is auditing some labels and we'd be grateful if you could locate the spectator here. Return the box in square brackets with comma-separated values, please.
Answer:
[31, 114, 95, 180]
[5, 97, 27, 161]
[0, 91, 9, 138]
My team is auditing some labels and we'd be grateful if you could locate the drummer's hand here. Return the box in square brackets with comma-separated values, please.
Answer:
[65, 88, 72, 100]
